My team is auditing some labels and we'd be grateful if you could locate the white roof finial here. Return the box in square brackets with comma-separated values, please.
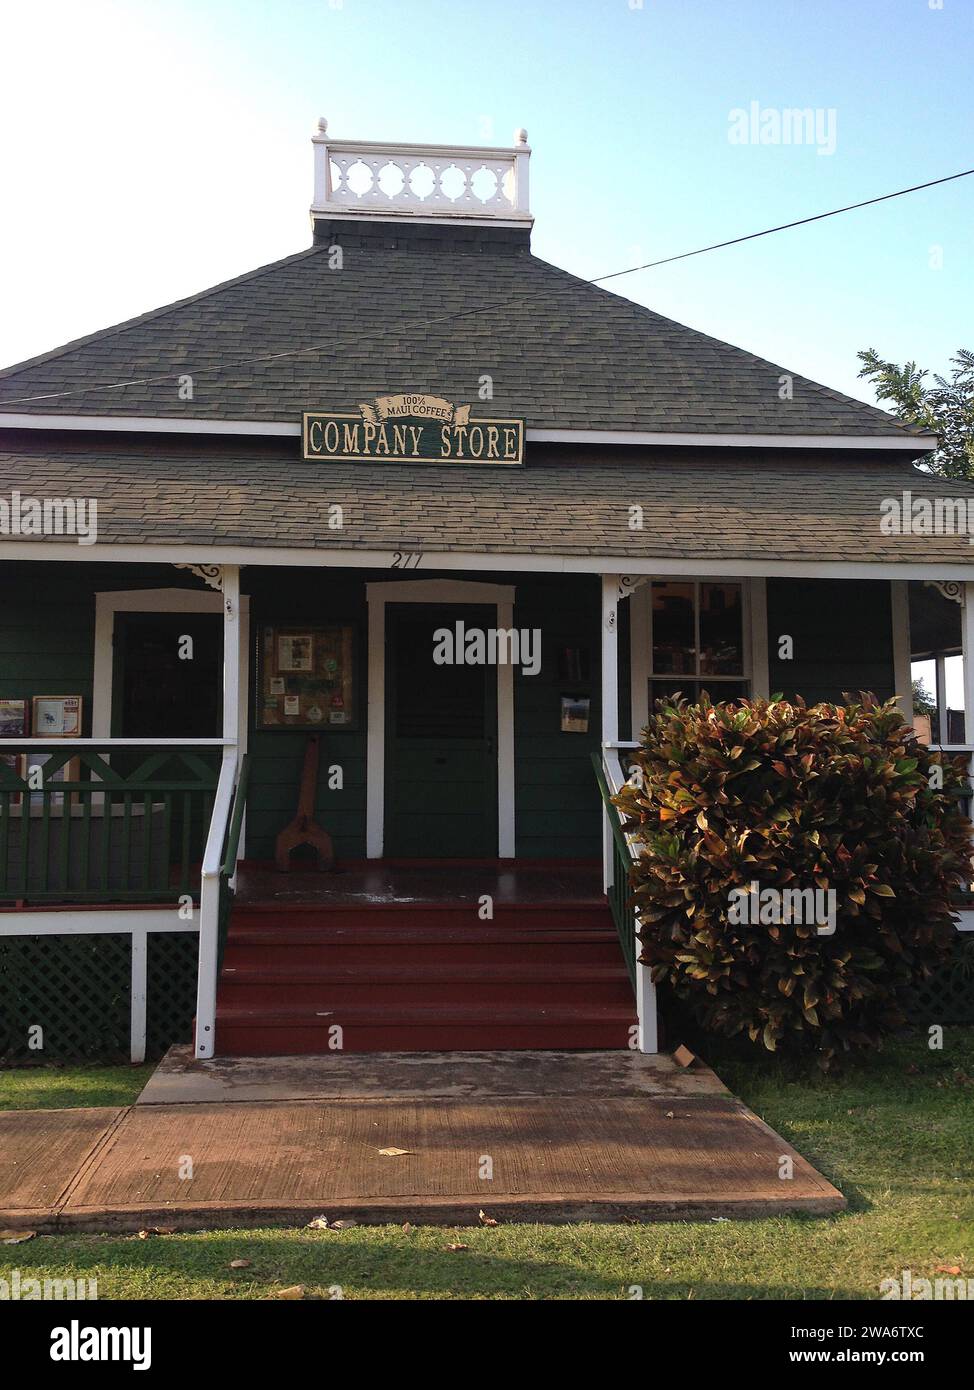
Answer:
[514, 127, 528, 146]
[317, 116, 329, 136]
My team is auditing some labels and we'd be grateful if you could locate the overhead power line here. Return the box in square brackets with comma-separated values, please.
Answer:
[1, 166, 972, 408]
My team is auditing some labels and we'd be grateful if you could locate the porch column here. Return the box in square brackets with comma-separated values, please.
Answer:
[963, 585, 974, 745]
[601, 575, 620, 893]
[195, 564, 242, 1059]
[222, 563, 245, 870]
[748, 578, 770, 700]
[629, 581, 651, 738]
[222, 565, 241, 743]
[961, 585, 974, 900]
[890, 581, 912, 728]
[936, 653, 949, 744]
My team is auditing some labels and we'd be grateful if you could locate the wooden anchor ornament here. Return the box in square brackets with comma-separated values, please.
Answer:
[275, 734, 334, 872]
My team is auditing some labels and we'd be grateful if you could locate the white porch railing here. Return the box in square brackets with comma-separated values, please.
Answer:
[311, 119, 532, 224]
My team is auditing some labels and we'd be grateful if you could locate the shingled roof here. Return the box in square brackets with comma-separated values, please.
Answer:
[0, 434, 969, 563]
[0, 221, 920, 439]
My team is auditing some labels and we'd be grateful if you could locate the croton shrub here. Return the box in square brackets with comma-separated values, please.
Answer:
[613, 693, 971, 1065]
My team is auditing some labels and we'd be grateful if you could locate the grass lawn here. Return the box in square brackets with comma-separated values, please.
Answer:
[0, 1063, 153, 1111]
[1, 1030, 972, 1300]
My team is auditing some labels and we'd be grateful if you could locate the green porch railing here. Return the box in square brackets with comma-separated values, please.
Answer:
[217, 754, 251, 972]
[0, 741, 223, 904]
[591, 751, 638, 990]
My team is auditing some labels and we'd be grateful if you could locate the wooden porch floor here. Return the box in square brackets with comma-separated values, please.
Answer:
[233, 860, 605, 907]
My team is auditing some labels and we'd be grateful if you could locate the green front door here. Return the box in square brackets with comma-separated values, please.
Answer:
[384, 604, 498, 858]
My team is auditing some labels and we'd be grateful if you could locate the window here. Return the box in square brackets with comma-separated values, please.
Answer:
[648, 580, 748, 707]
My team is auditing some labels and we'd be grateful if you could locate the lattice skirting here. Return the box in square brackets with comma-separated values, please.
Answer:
[904, 934, 974, 1026]
[0, 932, 198, 1064]
[0, 930, 969, 1064]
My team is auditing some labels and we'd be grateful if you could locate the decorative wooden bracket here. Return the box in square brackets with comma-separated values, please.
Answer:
[275, 734, 334, 873]
[174, 563, 224, 592]
[924, 580, 964, 605]
[617, 575, 651, 601]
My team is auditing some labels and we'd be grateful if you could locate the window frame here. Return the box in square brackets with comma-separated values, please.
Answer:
[648, 579, 750, 685]
[629, 577, 756, 738]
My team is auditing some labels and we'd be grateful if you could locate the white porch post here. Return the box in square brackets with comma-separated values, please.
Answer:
[629, 581, 651, 738]
[936, 653, 949, 743]
[601, 575, 620, 894]
[365, 591, 385, 859]
[959, 586, 974, 899]
[890, 581, 912, 727]
[222, 565, 241, 742]
[963, 585, 974, 745]
[129, 927, 148, 1064]
[748, 578, 770, 700]
[194, 564, 241, 1059]
[496, 597, 516, 859]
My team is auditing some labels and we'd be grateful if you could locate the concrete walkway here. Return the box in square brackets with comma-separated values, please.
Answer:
[0, 1050, 844, 1232]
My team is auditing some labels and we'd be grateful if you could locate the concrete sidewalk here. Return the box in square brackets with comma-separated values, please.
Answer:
[0, 1050, 845, 1232]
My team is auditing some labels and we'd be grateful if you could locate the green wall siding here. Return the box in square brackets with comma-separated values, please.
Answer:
[510, 573, 602, 860]
[766, 578, 895, 705]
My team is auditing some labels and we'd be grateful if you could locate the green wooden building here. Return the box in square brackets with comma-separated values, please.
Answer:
[1, 121, 972, 1061]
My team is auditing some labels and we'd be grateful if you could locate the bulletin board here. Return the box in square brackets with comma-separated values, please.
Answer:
[256, 624, 357, 731]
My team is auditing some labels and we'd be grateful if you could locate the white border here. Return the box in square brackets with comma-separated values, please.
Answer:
[92, 587, 250, 747]
[0, 413, 935, 450]
[5, 539, 974, 582]
[365, 577, 516, 859]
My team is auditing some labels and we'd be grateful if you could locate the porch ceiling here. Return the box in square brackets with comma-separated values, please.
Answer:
[2, 434, 974, 564]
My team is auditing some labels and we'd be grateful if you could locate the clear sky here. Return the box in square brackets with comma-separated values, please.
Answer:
[1, 0, 970, 405]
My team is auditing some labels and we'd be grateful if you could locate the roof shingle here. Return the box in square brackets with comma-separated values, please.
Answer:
[0, 224, 916, 438]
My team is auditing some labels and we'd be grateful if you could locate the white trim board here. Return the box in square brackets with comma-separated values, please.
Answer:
[365, 577, 516, 860]
[0, 909, 197, 936]
[5, 539, 974, 582]
[0, 412, 935, 451]
[92, 587, 250, 749]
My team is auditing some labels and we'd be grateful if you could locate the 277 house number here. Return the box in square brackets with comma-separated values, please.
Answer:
[391, 552, 424, 569]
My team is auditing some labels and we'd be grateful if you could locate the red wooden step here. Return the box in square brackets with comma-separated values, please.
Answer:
[215, 1000, 637, 1055]
[217, 960, 633, 1008]
[215, 893, 635, 1055]
[229, 904, 613, 933]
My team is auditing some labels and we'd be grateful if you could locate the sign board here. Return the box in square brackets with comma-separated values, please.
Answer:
[302, 394, 524, 466]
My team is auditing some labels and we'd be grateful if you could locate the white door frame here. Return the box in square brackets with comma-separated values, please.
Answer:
[92, 587, 250, 748]
[365, 578, 516, 859]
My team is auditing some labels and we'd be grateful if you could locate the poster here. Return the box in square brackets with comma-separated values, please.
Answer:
[0, 699, 28, 737]
[258, 624, 356, 730]
[32, 696, 82, 737]
[560, 694, 591, 734]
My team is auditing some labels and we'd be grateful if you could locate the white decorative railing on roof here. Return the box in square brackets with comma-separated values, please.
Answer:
[311, 118, 532, 224]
